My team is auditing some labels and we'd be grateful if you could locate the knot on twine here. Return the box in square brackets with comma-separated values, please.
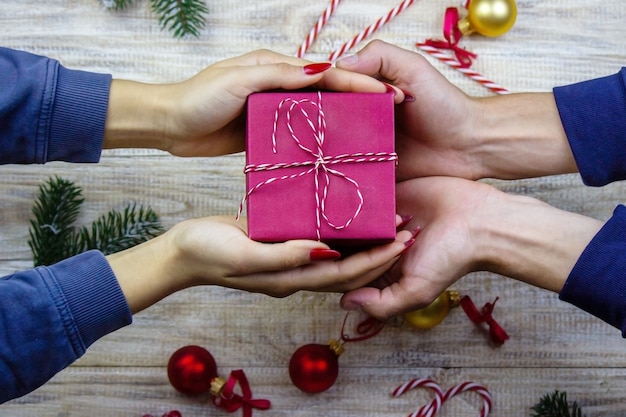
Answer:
[238, 91, 398, 240]
[422, 7, 477, 68]
[460, 295, 509, 345]
[213, 370, 271, 417]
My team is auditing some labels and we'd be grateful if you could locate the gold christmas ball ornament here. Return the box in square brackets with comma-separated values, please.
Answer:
[457, 0, 517, 37]
[402, 290, 461, 330]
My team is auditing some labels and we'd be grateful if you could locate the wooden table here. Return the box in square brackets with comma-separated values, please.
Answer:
[2, 1, 626, 416]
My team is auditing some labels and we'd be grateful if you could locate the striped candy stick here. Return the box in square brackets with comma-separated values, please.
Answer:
[297, 0, 417, 61]
[328, 0, 416, 62]
[416, 42, 510, 94]
[392, 378, 445, 417]
[441, 381, 492, 417]
[297, 0, 343, 58]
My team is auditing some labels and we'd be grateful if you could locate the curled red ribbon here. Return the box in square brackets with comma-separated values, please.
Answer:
[422, 7, 477, 68]
[460, 295, 509, 345]
[339, 312, 385, 343]
[213, 370, 271, 417]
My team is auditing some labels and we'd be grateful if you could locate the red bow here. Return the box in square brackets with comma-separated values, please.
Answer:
[213, 370, 271, 417]
[460, 295, 509, 345]
[421, 7, 477, 68]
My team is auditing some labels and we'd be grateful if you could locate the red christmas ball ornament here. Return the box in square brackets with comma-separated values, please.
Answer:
[167, 345, 218, 395]
[289, 340, 344, 393]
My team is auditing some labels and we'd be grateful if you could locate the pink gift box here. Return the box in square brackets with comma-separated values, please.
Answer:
[243, 91, 397, 247]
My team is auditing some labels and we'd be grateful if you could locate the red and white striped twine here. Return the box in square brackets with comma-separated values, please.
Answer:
[297, 0, 417, 61]
[392, 378, 492, 417]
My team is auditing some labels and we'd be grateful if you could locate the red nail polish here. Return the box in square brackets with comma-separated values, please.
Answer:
[401, 89, 415, 102]
[411, 226, 421, 239]
[310, 248, 341, 261]
[303, 62, 332, 75]
[400, 238, 416, 256]
[397, 215, 413, 229]
[383, 83, 397, 96]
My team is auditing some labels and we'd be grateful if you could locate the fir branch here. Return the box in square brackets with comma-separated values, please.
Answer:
[29, 176, 164, 266]
[150, 0, 208, 38]
[531, 390, 586, 417]
[28, 176, 84, 267]
[78, 203, 164, 255]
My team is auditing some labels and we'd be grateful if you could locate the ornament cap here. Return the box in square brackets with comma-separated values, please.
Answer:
[457, 16, 473, 36]
[447, 290, 461, 308]
[328, 339, 345, 356]
[210, 376, 226, 397]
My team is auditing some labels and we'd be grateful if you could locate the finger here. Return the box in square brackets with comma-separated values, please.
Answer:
[230, 230, 413, 296]
[211, 49, 312, 68]
[336, 40, 437, 88]
[340, 275, 435, 320]
[214, 49, 396, 97]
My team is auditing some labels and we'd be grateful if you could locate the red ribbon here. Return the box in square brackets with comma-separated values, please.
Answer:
[340, 311, 385, 343]
[212, 370, 271, 417]
[421, 7, 477, 68]
[460, 295, 509, 345]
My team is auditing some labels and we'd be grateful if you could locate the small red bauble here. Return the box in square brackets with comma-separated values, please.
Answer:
[167, 345, 218, 395]
[289, 341, 342, 393]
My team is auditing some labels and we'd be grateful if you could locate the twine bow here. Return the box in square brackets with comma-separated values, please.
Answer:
[239, 92, 398, 240]
[460, 296, 509, 345]
[213, 370, 271, 417]
[422, 7, 477, 68]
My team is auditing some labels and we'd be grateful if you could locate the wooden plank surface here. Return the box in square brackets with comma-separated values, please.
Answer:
[2, 1, 626, 416]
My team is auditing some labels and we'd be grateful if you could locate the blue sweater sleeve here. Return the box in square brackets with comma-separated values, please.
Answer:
[0, 250, 132, 402]
[553, 68, 626, 186]
[0, 47, 111, 164]
[559, 206, 626, 335]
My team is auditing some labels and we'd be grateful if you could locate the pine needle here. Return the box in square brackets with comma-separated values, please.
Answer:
[28, 176, 84, 267]
[531, 390, 586, 417]
[150, 0, 209, 38]
[78, 204, 164, 254]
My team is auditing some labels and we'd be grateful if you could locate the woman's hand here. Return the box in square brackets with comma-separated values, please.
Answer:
[104, 49, 398, 157]
[107, 215, 414, 313]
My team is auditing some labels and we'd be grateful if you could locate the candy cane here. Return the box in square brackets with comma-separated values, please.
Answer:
[392, 378, 444, 417]
[328, 0, 416, 62]
[297, 0, 343, 58]
[442, 381, 492, 417]
[297, 0, 417, 61]
[416, 42, 510, 95]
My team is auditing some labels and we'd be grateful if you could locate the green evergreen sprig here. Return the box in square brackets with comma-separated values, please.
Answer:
[151, 0, 209, 38]
[28, 176, 164, 267]
[531, 390, 586, 417]
[103, 0, 209, 38]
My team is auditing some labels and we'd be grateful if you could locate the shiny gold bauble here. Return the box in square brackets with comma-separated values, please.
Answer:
[402, 290, 460, 330]
[457, 0, 517, 37]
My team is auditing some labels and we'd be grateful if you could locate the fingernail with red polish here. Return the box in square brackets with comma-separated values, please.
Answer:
[303, 62, 332, 75]
[310, 248, 341, 261]
[411, 226, 421, 239]
[397, 215, 413, 229]
[383, 83, 397, 96]
[400, 238, 415, 256]
[401, 89, 416, 103]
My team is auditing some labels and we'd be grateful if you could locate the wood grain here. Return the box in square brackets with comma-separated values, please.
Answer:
[2, 0, 626, 416]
